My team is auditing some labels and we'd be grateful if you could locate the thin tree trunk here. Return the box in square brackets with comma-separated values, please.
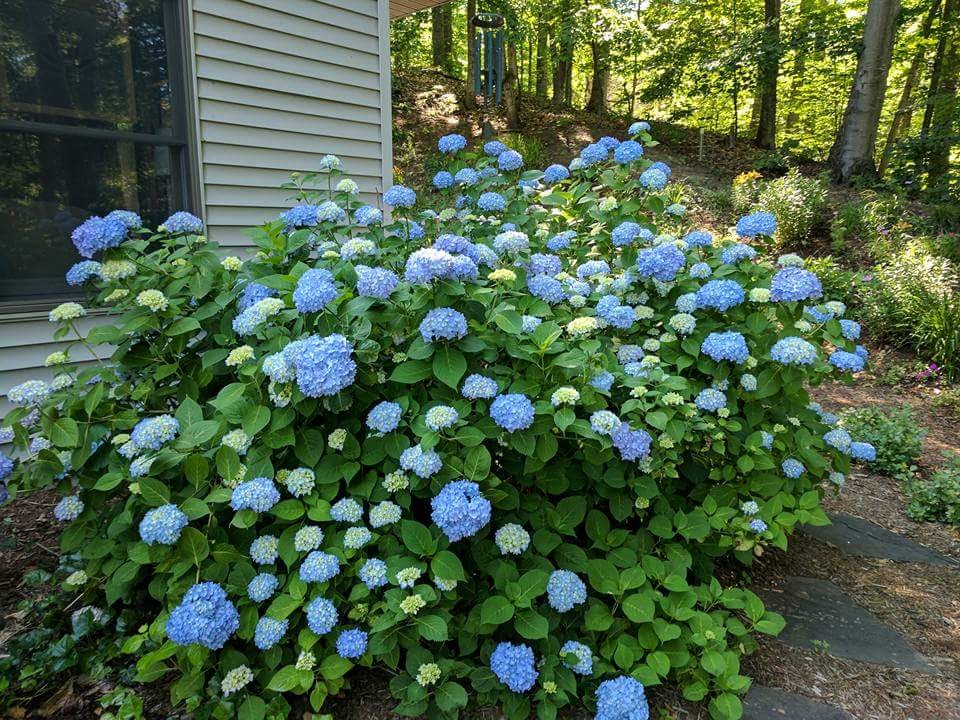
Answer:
[827, 0, 902, 183]
[585, 40, 610, 115]
[463, 0, 477, 110]
[922, 0, 954, 136]
[730, 0, 740, 146]
[754, 0, 781, 149]
[431, 5, 453, 73]
[504, 41, 521, 128]
[785, 0, 812, 130]
[536, 25, 549, 98]
[878, 0, 941, 177]
[927, 0, 958, 183]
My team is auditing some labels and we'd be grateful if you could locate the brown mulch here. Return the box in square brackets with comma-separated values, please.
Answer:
[0, 488, 61, 617]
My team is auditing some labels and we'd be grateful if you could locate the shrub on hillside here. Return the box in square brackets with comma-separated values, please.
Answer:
[906, 452, 960, 526]
[838, 405, 924, 477]
[1, 127, 873, 720]
[753, 170, 827, 249]
[731, 171, 763, 214]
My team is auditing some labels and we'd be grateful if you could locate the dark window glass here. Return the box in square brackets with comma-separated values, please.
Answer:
[0, 132, 174, 302]
[0, 0, 172, 134]
[0, 0, 192, 305]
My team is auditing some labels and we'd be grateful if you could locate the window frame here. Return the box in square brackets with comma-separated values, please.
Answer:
[0, 0, 198, 314]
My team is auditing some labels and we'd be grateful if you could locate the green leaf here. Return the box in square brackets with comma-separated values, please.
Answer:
[480, 595, 514, 625]
[510, 569, 549, 607]
[390, 360, 433, 384]
[708, 693, 743, 720]
[463, 445, 491, 480]
[432, 346, 467, 389]
[494, 310, 523, 334]
[180, 420, 221, 448]
[431, 550, 466, 581]
[138, 478, 170, 506]
[266, 665, 301, 692]
[178, 527, 209, 566]
[48, 418, 79, 448]
[622, 592, 656, 623]
[400, 520, 436, 556]
[167, 317, 201, 336]
[242, 405, 271, 436]
[319, 654, 353, 680]
[415, 613, 448, 641]
[435, 681, 468, 712]
[238, 696, 266, 720]
[701, 650, 726, 676]
[514, 609, 549, 639]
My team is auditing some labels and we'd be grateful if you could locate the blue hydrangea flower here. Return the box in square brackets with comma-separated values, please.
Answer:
[770, 267, 823, 302]
[477, 192, 507, 212]
[0, 452, 13, 482]
[250, 535, 279, 564]
[283, 333, 356, 398]
[355, 265, 399, 299]
[399, 444, 442, 478]
[404, 220, 425, 240]
[490, 642, 538, 693]
[490, 394, 535, 432]
[294, 526, 324, 552]
[71, 215, 128, 258]
[354, 204, 382, 226]
[493, 230, 529, 255]
[336, 628, 368, 658]
[782, 458, 805, 478]
[598, 136, 620, 150]
[629, 121, 651, 134]
[696, 279, 746, 311]
[438, 133, 467, 154]
[579, 143, 608, 166]
[829, 350, 864, 372]
[695, 388, 727, 412]
[462, 374, 499, 399]
[750, 518, 768, 533]
[498, 149, 524, 171]
[484, 140, 507, 156]
[741, 373, 758, 391]
[344, 526, 372, 550]
[431, 480, 491, 541]
[611, 222, 641, 247]
[683, 230, 713, 247]
[639, 167, 668, 190]
[367, 401, 402, 434]
[591, 371, 614, 391]
[331, 498, 363, 523]
[248, 573, 278, 602]
[166, 582, 239, 649]
[636, 243, 685, 281]
[433, 171, 454, 190]
[839, 319, 861, 340]
[425, 405, 459, 431]
[590, 410, 620, 435]
[612, 422, 652, 462]
[230, 477, 280, 512]
[736, 211, 777, 238]
[578, 260, 611, 279]
[420, 308, 468, 343]
[721, 243, 758, 264]
[162, 211, 204, 235]
[359, 558, 389, 589]
[138, 504, 188, 545]
[613, 140, 644, 164]
[770, 337, 818, 366]
[131, 415, 179, 450]
[596, 676, 649, 720]
[649, 161, 672, 177]
[527, 274, 565, 304]
[54, 495, 84, 521]
[455, 167, 479, 186]
[547, 570, 587, 612]
[560, 640, 593, 675]
[108, 209, 142, 229]
[306, 597, 338, 634]
[689, 262, 712, 279]
[254, 616, 287, 650]
[280, 203, 319, 229]
[521, 315, 542, 333]
[238, 282, 276, 312]
[383, 184, 416, 208]
[66, 261, 101, 286]
[823, 428, 853, 453]
[293, 268, 338, 313]
[317, 200, 346, 223]
[405, 248, 456, 284]
[544, 164, 570, 183]
[300, 551, 340, 583]
[529, 253, 562, 276]
[547, 231, 576, 251]
[851, 441, 876, 461]
[701, 331, 749, 363]
[494, 523, 531, 555]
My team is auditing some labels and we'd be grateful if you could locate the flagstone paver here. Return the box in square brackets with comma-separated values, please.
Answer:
[743, 685, 855, 720]
[761, 576, 936, 673]
[805, 513, 959, 567]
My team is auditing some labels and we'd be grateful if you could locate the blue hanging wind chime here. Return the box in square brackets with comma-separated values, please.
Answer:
[471, 12, 505, 137]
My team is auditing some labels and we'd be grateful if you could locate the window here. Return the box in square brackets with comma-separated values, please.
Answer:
[0, 0, 194, 306]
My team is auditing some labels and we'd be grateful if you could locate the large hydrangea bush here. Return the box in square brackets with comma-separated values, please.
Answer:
[1, 124, 875, 720]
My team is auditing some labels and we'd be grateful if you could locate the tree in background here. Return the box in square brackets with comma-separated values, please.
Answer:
[923, 0, 958, 186]
[432, 3, 455, 74]
[828, 0, 902, 182]
[754, 0, 782, 148]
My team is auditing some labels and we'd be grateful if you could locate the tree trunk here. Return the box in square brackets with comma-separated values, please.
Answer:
[463, 0, 477, 110]
[754, 0, 781, 149]
[504, 41, 521, 128]
[785, 0, 812, 130]
[827, 0, 902, 183]
[730, 0, 740, 146]
[552, 24, 573, 107]
[535, 25, 549, 98]
[431, 5, 453, 73]
[585, 40, 610, 115]
[877, 0, 941, 177]
[927, 0, 958, 184]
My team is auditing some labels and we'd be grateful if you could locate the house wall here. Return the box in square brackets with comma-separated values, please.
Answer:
[185, 0, 394, 247]
[0, 0, 394, 416]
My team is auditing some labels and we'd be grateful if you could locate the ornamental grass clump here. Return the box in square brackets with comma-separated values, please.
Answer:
[2, 125, 874, 720]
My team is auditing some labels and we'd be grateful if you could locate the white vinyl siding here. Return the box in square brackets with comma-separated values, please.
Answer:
[186, 0, 392, 247]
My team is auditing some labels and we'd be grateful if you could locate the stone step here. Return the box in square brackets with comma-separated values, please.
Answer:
[761, 576, 936, 673]
[805, 513, 959, 567]
[744, 685, 854, 720]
